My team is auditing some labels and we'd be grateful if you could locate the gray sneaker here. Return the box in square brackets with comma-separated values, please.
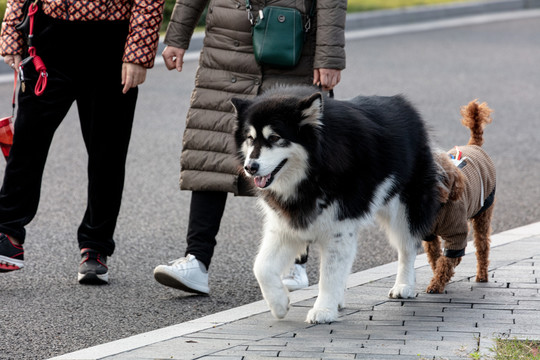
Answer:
[153, 254, 209, 294]
[78, 248, 108, 285]
[282, 263, 309, 291]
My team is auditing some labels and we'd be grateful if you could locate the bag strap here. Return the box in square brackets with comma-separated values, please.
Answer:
[245, 0, 316, 29]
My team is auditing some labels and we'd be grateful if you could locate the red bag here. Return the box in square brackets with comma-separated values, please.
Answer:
[0, 116, 14, 160]
[0, 72, 17, 160]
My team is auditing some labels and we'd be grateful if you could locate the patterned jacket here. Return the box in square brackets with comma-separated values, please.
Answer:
[1, 0, 164, 68]
[428, 145, 496, 258]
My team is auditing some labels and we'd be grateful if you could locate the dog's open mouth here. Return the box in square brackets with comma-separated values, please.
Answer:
[253, 159, 288, 189]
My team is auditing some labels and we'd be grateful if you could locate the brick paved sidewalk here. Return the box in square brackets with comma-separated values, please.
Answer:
[52, 222, 540, 360]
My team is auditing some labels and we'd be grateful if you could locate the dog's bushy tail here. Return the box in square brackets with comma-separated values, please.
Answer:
[460, 100, 493, 147]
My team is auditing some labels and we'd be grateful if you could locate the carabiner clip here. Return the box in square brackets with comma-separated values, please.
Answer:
[304, 18, 311, 32]
[246, 3, 254, 25]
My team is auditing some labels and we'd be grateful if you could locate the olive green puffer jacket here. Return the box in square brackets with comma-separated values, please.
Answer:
[165, 0, 346, 195]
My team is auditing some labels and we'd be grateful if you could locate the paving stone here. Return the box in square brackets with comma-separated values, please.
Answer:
[367, 324, 438, 332]
[509, 325, 540, 334]
[215, 348, 279, 357]
[450, 297, 518, 305]
[293, 326, 333, 337]
[506, 282, 540, 289]
[473, 303, 529, 311]
[404, 330, 443, 341]
[510, 332, 540, 340]
[364, 329, 408, 340]
[399, 345, 459, 357]
[369, 311, 418, 320]
[327, 329, 372, 339]
[440, 313, 484, 323]
[274, 332, 297, 338]
[403, 339, 445, 348]
[403, 322, 448, 331]
[325, 343, 401, 356]
[185, 331, 268, 341]
[252, 357, 319, 360]
[251, 338, 289, 346]
[280, 350, 356, 358]
[356, 355, 427, 360]
[476, 318, 515, 326]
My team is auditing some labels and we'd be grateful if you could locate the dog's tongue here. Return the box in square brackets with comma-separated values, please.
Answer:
[254, 174, 271, 188]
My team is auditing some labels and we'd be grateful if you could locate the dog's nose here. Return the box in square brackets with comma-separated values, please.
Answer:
[244, 162, 259, 175]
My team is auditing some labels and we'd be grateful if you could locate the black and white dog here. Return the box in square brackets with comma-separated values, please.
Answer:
[232, 85, 440, 324]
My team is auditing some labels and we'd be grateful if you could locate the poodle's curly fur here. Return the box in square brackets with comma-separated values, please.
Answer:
[424, 100, 495, 294]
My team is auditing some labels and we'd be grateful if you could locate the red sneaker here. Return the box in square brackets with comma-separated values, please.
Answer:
[0, 233, 24, 272]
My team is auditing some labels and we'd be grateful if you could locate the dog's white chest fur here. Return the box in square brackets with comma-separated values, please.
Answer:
[260, 199, 359, 243]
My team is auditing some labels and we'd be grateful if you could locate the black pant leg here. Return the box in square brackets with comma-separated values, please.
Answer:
[71, 20, 134, 256]
[0, 65, 75, 242]
[185, 191, 228, 269]
[75, 81, 137, 257]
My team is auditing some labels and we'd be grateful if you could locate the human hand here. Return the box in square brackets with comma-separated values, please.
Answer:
[162, 45, 186, 72]
[122, 63, 147, 94]
[3, 54, 22, 71]
[313, 68, 341, 90]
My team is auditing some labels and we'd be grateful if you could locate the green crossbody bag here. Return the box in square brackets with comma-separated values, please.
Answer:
[246, 0, 315, 68]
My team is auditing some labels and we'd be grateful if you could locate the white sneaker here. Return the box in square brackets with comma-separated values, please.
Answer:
[153, 254, 209, 294]
[282, 263, 309, 291]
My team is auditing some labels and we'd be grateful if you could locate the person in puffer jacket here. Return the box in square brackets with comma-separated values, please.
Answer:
[0, 0, 164, 285]
[153, 0, 347, 296]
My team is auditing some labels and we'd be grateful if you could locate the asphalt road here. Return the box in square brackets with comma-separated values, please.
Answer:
[0, 12, 539, 360]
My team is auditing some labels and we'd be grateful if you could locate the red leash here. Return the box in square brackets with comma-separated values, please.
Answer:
[20, 0, 47, 96]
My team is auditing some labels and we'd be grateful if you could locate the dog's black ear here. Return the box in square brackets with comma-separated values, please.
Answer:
[298, 92, 323, 128]
[232, 98, 252, 153]
[231, 98, 251, 118]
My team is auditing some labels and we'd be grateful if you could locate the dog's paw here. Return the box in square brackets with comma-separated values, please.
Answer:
[476, 270, 489, 283]
[426, 282, 445, 294]
[267, 294, 290, 319]
[388, 284, 415, 299]
[306, 307, 338, 324]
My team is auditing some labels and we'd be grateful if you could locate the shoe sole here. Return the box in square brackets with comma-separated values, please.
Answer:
[0, 255, 24, 272]
[78, 272, 109, 285]
[154, 269, 209, 295]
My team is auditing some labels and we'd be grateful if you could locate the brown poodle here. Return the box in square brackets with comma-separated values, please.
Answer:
[423, 100, 496, 294]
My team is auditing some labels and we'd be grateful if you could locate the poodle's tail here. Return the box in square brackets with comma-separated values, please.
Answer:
[460, 100, 493, 147]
